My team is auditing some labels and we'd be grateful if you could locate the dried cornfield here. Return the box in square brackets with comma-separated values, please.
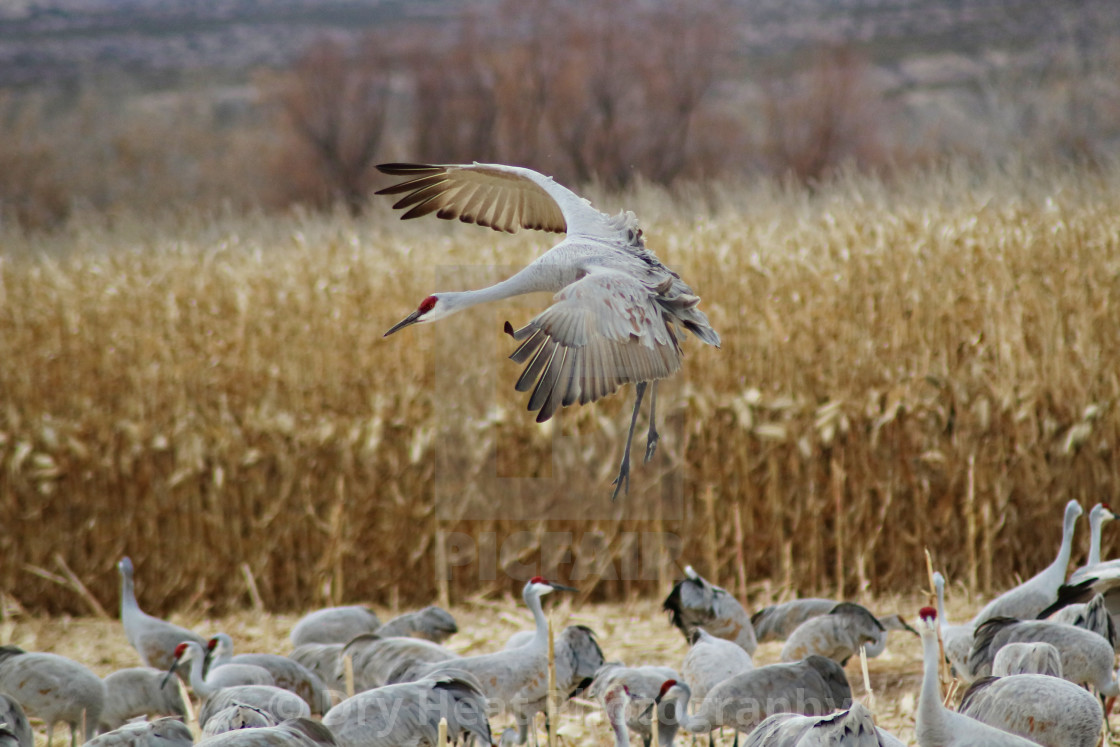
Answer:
[2, 159, 1119, 616]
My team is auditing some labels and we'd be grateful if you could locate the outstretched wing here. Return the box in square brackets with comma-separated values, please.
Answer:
[506, 269, 682, 422]
[375, 162, 615, 237]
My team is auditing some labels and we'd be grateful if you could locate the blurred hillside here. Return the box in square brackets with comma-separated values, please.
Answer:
[0, 0, 1118, 227]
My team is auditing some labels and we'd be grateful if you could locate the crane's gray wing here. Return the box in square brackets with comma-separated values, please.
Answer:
[376, 163, 613, 237]
[506, 269, 683, 422]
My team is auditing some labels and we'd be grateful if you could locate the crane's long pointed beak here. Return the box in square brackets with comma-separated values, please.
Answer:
[161, 660, 179, 689]
[550, 582, 578, 592]
[384, 309, 423, 337]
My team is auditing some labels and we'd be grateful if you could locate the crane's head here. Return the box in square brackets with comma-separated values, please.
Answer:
[527, 576, 577, 597]
[161, 642, 195, 688]
[385, 295, 448, 336]
[917, 606, 937, 635]
[1096, 502, 1116, 523]
[118, 556, 133, 577]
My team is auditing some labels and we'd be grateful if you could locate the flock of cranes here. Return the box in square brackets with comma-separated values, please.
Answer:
[2, 497, 1119, 747]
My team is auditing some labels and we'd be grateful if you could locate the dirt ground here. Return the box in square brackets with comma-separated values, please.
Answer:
[0, 588, 1060, 746]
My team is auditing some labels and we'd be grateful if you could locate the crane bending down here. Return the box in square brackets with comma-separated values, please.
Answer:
[376, 163, 721, 498]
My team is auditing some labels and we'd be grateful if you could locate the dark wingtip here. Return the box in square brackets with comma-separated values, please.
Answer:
[504, 321, 515, 337]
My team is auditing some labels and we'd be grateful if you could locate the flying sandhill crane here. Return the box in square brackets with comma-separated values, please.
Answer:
[663, 567, 757, 654]
[932, 571, 977, 681]
[196, 718, 337, 747]
[289, 606, 381, 647]
[206, 634, 332, 714]
[0, 693, 32, 747]
[118, 557, 207, 673]
[376, 162, 721, 498]
[958, 673, 1102, 747]
[407, 578, 575, 744]
[375, 606, 459, 642]
[201, 703, 278, 738]
[680, 628, 754, 706]
[98, 667, 187, 732]
[779, 603, 886, 664]
[741, 702, 907, 747]
[914, 607, 1038, 747]
[991, 642, 1064, 677]
[970, 500, 1082, 626]
[343, 634, 459, 691]
[323, 673, 492, 747]
[590, 664, 681, 747]
[967, 617, 1120, 693]
[1069, 503, 1116, 583]
[85, 717, 193, 747]
[0, 646, 105, 747]
[650, 657, 853, 736]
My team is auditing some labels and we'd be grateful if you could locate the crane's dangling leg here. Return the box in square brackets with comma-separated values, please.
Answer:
[644, 380, 660, 463]
[612, 381, 648, 501]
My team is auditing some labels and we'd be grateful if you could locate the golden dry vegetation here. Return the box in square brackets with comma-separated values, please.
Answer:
[3, 586, 987, 747]
[2, 160, 1120, 615]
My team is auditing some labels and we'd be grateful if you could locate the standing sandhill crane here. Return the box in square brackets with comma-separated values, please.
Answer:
[288, 644, 347, 695]
[914, 608, 1038, 747]
[0, 694, 32, 747]
[680, 628, 754, 706]
[290, 606, 380, 647]
[779, 603, 886, 664]
[85, 718, 193, 747]
[343, 634, 459, 691]
[967, 617, 1120, 693]
[971, 500, 1082, 625]
[663, 567, 757, 654]
[323, 673, 491, 747]
[98, 667, 187, 732]
[499, 624, 604, 731]
[409, 578, 575, 744]
[0, 646, 105, 747]
[376, 606, 458, 643]
[207, 634, 332, 715]
[742, 702, 906, 747]
[590, 664, 681, 747]
[1069, 503, 1115, 583]
[201, 703, 278, 738]
[376, 162, 721, 498]
[958, 673, 1103, 747]
[931, 571, 976, 681]
[118, 557, 207, 673]
[196, 718, 337, 747]
[650, 658, 853, 737]
[991, 642, 1064, 677]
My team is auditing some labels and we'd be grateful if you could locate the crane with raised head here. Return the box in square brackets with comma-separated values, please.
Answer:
[118, 557, 206, 673]
[932, 571, 977, 681]
[376, 162, 721, 498]
[662, 566, 757, 654]
[1069, 503, 1116, 583]
[914, 607, 1038, 747]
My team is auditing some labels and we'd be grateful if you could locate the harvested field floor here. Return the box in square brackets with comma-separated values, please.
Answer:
[2, 587, 1083, 746]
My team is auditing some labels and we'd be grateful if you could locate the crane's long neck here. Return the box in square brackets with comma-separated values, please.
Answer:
[185, 648, 216, 699]
[1089, 510, 1104, 567]
[526, 587, 549, 650]
[439, 263, 560, 316]
[934, 580, 947, 629]
[915, 630, 947, 743]
[669, 689, 709, 736]
[1050, 507, 1079, 580]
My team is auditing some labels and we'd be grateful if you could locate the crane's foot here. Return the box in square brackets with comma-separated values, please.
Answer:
[644, 381, 659, 464]
[644, 427, 660, 464]
[611, 455, 632, 501]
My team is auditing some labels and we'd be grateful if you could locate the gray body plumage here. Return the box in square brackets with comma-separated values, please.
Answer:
[662, 567, 757, 654]
[590, 664, 682, 745]
[85, 718, 193, 747]
[0, 693, 32, 747]
[750, 600, 839, 643]
[958, 674, 1102, 747]
[743, 703, 906, 747]
[287, 644, 347, 695]
[323, 674, 491, 747]
[118, 557, 206, 673]
[0, 646, 105, 747]
[99, 667, 187, 732]
[967, 617, 1119, 692]
[201, 704, 279, 738]
[197, 687, 311, 730]
[208, 634, 332, 714]
[779, 603, 885, 664]
[343, 635, 458, 691]
[681, 628, 754, 706]
[991, 642, 1063, 677]
[290, 607, 381, 648]
[375, 607, 458, 643]
[196, 718, 336, 747]
[1067, 502, 1116, 584]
